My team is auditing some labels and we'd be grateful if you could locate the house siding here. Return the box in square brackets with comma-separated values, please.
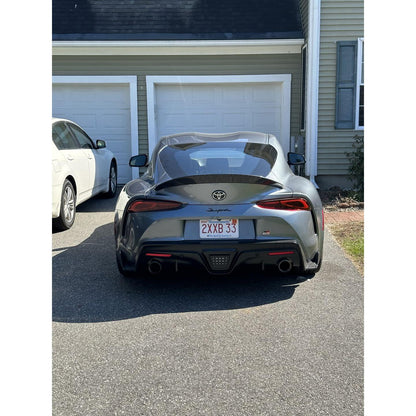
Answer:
[318, 0, 364, 178]
[53, 54, 302, 155]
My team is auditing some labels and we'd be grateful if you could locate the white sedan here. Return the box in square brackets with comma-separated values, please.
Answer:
[52, 118, 117, 230]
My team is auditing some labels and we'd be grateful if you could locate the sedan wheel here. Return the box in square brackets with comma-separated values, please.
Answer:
[53, 180, 76, 231]
[104, 161, 117, 198]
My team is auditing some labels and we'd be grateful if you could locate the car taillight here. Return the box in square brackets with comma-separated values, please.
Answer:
[127, 199, 183, 212]
[256, 198, 311, 211]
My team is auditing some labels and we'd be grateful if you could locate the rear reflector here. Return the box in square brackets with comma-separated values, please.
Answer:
[145, 253, 172, 258]
[268, 251, 295, 256]
[127, 199, 183, 212]
[256, 198, 310, 211]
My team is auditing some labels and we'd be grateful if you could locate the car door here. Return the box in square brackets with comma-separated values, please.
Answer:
[68, 123, 106, 192]
[52, 122, 91, 202]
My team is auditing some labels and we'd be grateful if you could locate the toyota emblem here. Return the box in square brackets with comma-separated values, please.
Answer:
[212, 190, 227, 201]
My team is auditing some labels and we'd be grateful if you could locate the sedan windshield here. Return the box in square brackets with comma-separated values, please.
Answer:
[155, 142, 277, 181]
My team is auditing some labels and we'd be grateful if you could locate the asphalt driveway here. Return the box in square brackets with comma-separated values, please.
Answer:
[52, 190, 363, 415]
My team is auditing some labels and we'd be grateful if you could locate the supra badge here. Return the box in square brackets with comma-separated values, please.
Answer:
[211, 190, 227, 201]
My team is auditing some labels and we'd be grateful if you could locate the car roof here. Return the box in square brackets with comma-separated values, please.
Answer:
[52, 117, 72, 125]
[160, 131, 271, 146]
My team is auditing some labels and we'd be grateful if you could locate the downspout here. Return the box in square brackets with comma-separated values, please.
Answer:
[305, 0, 321, 188]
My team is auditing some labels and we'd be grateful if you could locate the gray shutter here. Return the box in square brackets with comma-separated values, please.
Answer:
[335, 41, 357, 129]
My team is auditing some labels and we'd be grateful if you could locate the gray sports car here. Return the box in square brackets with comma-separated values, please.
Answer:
[114, 132, 324, 277]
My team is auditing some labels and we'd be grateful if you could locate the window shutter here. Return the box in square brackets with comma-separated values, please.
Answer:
[335, 41, 357, 129]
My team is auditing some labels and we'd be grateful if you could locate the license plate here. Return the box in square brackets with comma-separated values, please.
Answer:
[200, 219, 239, 239]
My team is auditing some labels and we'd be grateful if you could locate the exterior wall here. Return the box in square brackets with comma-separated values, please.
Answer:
[317, 0, 364, 183]
[53, 54, 303, 156]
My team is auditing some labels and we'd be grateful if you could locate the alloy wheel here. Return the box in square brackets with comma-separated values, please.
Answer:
[63, 185, 75, 223]
[110, 165, 117, 194]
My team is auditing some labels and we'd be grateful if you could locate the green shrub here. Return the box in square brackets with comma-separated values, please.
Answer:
[346, 135, 364, 198]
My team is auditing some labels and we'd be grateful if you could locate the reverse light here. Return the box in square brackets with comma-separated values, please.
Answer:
[127, 199, 183, 213]
[256, 198, 311, 211]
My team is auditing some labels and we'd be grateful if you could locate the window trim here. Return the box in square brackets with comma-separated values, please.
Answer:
[355, 38, 364, 130]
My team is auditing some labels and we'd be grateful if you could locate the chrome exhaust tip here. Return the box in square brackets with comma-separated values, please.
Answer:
[147, 259, 163, 275]
[277, 258, 293, 273]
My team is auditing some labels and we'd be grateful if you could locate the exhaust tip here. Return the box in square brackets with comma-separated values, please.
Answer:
[147, 259, 163, 275]
[277, 258, 293, 273]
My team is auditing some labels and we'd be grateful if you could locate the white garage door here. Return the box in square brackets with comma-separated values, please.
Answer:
[52, 83, 132, 184]
[152, 78, 290, 155]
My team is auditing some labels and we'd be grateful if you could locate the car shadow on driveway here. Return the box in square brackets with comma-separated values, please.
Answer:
[52, 222, 300, 323]
[75, 188, 121, 213]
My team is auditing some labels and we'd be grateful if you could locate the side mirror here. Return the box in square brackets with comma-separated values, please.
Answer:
[96, 139, 106, 149]
[129, 154, 148, 167]
[287, 152, 306, 166]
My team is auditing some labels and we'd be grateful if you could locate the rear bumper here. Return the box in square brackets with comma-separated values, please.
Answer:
[117, 239, 319, 276]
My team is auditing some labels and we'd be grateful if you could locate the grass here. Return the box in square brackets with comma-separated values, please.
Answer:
[328, 221, 364, 275]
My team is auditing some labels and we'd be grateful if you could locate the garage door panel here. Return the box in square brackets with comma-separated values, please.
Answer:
[69, 114, 98, 130]
[99, 112, 130, 130]
[253, 112, 280, 132]
[221, 86, 246, 104]
[252, 84, 281, 103]
[104, 134, 131, 150]
[158, 85, 192, 105]
[160, 113, 187, 129]
[223, 113, 249, 130]
[155, 81, 287, 152]
[189, 112, 218, 129]
[52, 83, 132, 184]
[191, 86, 216, 104]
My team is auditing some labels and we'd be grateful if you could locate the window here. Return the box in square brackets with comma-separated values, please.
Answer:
[356, 38, 364, 129]
[52, 122, 78, 150]
[156, 142, 278, 180]
[69, 124, 95, 149]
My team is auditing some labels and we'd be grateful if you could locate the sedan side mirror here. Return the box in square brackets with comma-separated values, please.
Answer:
[96, 139, 107, 149]
[129, 154, 148, 167]
[287, 152, 306, 166]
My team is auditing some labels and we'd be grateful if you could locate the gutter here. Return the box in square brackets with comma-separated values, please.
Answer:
[305, 0, 321, 189]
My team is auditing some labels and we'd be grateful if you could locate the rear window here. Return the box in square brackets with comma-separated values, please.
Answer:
[155, 142, 277, 180]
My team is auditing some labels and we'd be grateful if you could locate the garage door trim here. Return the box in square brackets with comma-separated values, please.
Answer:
[52, 75, 139, 178]
[146, 74, 291, 156]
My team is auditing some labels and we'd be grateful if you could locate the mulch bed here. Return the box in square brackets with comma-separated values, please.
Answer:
[319, 186, 364, 212]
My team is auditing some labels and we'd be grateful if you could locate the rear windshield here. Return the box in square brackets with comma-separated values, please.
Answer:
[155, 142, 277, 180]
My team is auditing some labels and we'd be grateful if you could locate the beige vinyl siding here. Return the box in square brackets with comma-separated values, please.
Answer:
[53, 54, 302, 155]
[318, 0, 364, 176]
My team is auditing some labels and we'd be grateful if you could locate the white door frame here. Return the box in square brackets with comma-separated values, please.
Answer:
[52, 75, 139, 167]
[146, 74, 291, 156]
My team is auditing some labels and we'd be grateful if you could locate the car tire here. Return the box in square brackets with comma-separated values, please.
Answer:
[53, 179, 76, 231]
[104, 161, 117, 198]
